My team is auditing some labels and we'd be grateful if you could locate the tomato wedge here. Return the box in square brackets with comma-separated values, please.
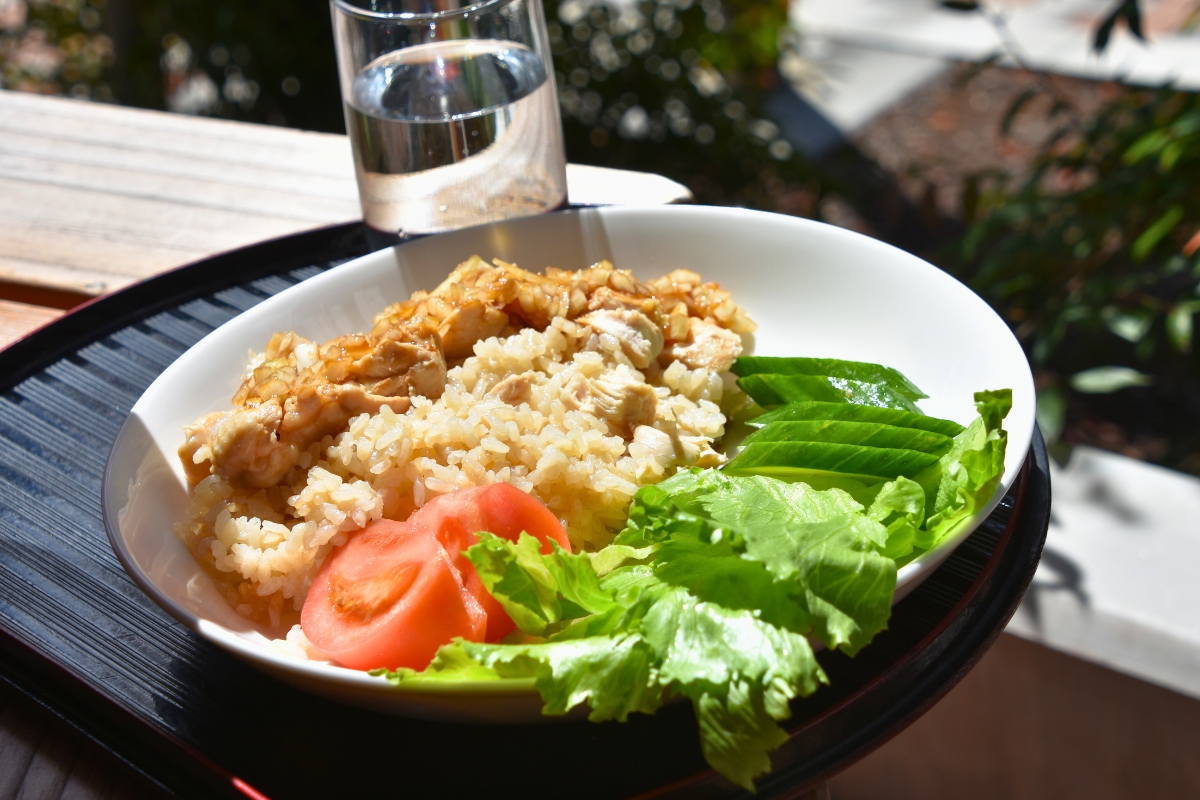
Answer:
[410, 482, 571, 553]
[301, 519, 485, 671]
[408, 483, 571, 642]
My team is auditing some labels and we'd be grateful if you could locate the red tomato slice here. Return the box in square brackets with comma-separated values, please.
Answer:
[301, 519, 486, 671]
[410, 482, 572, 554]
[408, 483, 571, 642]
[432, 516, 517, 643]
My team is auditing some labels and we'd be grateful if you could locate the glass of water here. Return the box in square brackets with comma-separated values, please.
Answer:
[330, 0, 567, 240]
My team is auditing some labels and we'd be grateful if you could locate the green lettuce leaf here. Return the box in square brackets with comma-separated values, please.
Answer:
[640, 585, 826, 791]
[866, 476, 926, 560]
[465, 532, 618, 636]
[420, 634, 666, 722]
[623, 470, 896, 656]
[373, 388, 1011, 791]
[913, 389, 1012, 549]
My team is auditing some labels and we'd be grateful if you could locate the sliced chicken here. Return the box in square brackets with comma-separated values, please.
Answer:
[630, 421, 725, 479]
[208, 401, 297, 489]
[438, 299, 510, 359]
[179, 411, 226, 487]
[488, 372, 536, 406]
[562, 367, 658, 436]
[579, 309, 664, 368]
[662, 317, 744, 372]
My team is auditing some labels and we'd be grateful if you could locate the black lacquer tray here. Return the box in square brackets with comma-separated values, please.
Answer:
[0, 223, 1050, 799]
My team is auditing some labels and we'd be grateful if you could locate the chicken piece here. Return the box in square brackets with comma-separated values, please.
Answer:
[178, 411, 226, 486]
[586, 286, 662, 320]
[630, 421, 725, 479]
[208, 401, 298, 489]
[349, 333, 446, 398]
[579, 309, 664, 369]
[562, 367, 657, 436]
[489, 372, 536, 406]
[662, 317, 744, 372]
[190, 317, 444, 490]
[664, 303, 691, 342]
[438, 299, 510, 359]
[278, 383, 407, 450]
[647, 269, 757, 335]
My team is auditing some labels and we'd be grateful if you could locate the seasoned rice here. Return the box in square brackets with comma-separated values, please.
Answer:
[176, 315, 731, 627]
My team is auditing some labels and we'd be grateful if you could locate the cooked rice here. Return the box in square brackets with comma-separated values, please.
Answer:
[176, 315, 730, 627]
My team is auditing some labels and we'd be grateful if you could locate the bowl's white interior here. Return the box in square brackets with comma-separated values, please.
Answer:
[103, 206, 1035, 719]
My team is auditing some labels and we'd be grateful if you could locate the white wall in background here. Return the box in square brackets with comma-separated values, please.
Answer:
[1008, 445, 1200, 700]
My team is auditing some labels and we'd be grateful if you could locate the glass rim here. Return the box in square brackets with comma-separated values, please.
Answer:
[330, 0, 512, 23]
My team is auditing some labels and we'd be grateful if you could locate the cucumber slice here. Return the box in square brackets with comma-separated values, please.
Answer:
[722, 441, 940, 481]
[731, 356, 927, 401]
[741, 420, 953, 455]
[748, 401, 965, 436]
[736, 374, 921, 413]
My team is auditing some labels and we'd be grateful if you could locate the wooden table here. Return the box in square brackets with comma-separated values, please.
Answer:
[0, 89, 691, 347]
[0, 87, 692, 800]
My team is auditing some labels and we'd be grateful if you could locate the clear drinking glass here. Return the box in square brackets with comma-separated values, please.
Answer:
[330, 0, 568, 239]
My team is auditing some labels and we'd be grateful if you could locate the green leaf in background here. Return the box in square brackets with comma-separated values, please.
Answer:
[731, 357, 928, 401]
[1167, 301, 1200, 353]
[1069, 366, 1153, 393]
[723, 441, 941, 482]
[1035, 385, 1067, 444]
[749, 401, 964, 436]
[742, 420, 954, 454]
[1101, 306, 1154, 343]
[736, 373, 923, 413]
[1131, 205, 1184, 262]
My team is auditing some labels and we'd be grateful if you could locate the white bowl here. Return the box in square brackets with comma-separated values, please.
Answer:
[103, 206, 1035, 721]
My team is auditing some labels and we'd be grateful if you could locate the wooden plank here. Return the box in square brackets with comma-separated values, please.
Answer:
[0, 92, 356, 176]
[14, 726, 79, 800]
[0, 90, 691, 302]
[0, 150, 359, 223]
[0, 300, 63, 347]
[0, 256, 145, 298]
[0, 177, 338, 270]
[0, 691, 46, 799]
[59, 748, 116, 800]
[0, 130, 359, 206]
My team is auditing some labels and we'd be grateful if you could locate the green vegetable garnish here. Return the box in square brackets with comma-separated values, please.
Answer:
[736, 373, 922, 412]
[723, 441, 942, 482]
[374, 388, 1013, 791]
[731, 356, 928, 402]
[740, 420, 953, 454]
[748, 401, 965, 436]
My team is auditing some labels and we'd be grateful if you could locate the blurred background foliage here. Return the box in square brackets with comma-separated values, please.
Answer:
[0, 0, 114, 98]
[939, 86, 1200, 471]
[1, 0, 1198, 474]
